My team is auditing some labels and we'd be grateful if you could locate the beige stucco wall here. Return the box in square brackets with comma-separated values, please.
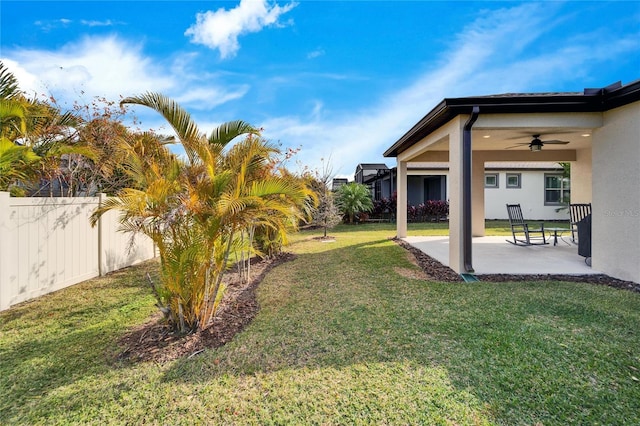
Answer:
[571, 147, 593, 203]
[592, 102, 640, 283]
[447, 116, 465, 272]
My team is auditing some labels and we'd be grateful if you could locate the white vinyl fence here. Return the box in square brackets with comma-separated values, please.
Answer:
[0, 192, 156, 311]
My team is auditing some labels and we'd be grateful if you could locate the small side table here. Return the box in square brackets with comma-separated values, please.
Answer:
[546, 228, 569, 246]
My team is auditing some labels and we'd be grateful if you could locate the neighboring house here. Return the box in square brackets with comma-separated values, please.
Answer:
[356, 162, 446, 205]
[28, 154, 99, 197]
[354, 163, 389, 185]
[354, 163, 389, 186]
[384, 79, 640, 283]
[331, 178, 348, 191]
[357, 162, 566, 220]
[482, 162, 567, 220]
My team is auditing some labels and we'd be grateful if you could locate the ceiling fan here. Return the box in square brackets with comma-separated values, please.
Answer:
[506, 134, 570, 152]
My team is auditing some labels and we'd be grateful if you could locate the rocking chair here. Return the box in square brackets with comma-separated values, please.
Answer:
[506, 204, 548, 246]
[569, 203, 591, 243]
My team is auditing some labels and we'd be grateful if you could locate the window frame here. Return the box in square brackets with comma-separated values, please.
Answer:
[506, 173, 521, 189]
[484, 173, 499, 188]
[544, 173, 571, 206]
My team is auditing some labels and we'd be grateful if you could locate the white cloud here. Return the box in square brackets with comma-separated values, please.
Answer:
[2, 36, 174, 103]
[307, 48, 325, 59]
[80, 19, 117, 27]
[174, 85, 250, 110]
[34, 18, 72, 31]
[185, 0, 297, 59]
[1, 59, 42, 96]
[259, 2, 639, 177]
[33, 18, 119, 30]
[2, 35, 252, 137]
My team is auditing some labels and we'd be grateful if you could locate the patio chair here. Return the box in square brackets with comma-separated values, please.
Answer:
[506, 204, 548, 246]
[569, 203, 591, 243]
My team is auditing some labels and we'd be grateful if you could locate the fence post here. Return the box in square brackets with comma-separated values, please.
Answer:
[98, 193, 105, 276]
[0, 192, 13, 310]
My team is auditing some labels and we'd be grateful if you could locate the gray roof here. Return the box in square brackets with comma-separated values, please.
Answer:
[357, 163, 389, 170]
[384, 79, 640, 157]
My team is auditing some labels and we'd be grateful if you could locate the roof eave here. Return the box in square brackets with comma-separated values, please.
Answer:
[384, 97, 602, 158]
[384, 80, 640, 158]
[383, 100, 450, 157]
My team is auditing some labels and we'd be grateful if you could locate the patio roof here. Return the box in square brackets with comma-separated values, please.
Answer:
[386, 77, 639, 282]
[404, 236, 598, 275]
[384, 79, 640, 157]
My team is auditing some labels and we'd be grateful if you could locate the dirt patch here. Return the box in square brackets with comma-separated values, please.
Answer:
[116, 253, 295, 364]
[394, 266, 429, 280]
[394, 238, 463, 282]
[313, 235, 336, 242]
[392, 245, 429, 280]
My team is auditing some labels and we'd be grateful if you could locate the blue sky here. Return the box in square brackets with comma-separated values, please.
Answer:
[2, 1, 639, 178]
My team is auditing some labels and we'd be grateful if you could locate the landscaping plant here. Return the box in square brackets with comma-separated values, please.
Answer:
[91, 92, 314, 333]
[306, 160, 341, 237]
[336, 181, 373, 223]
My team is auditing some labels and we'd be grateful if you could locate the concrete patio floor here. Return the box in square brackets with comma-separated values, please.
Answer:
[403, 235, 598, 275]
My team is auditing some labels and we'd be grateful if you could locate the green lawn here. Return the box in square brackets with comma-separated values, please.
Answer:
[1, 223, 639, 425]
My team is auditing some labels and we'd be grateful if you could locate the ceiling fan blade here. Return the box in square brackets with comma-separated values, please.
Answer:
[505, 145, 526, 149]
[541, 140, 570, 144]
[506, 131, 575, 141]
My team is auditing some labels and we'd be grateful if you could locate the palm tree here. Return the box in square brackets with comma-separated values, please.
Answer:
[0, 61, 21, 100]
[92, 92, 314, 333]
[22, 100, 97, 196]
[0, 64, 40, 193]
[0, 61, 98, 196]
[336, 182, 373, 224]
[0, 137, 40, 193]
[0, 62, 27, 143]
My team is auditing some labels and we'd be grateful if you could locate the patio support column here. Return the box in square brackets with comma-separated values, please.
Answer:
[571, 147, 592, 203]
[472, 154, 486, 237]
[448, 120, 464, 273]
[397, 160, 408, 238]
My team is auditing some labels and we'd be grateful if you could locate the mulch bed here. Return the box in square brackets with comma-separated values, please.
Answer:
[116, 253, 295, 364]
[117, 238, 638, 364]
[394, 238, 640, 292]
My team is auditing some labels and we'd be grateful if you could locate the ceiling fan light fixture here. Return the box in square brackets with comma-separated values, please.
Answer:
[505, 134, 570, 151]
[530, 142, 543, 152]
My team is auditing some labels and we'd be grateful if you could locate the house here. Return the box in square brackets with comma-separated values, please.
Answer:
[331, 178, 348, 191]
[384, 80, 640, 283]
[355, 162, 447, 205]
[354, 163, 389, 186]
[357, 162, 567, 220]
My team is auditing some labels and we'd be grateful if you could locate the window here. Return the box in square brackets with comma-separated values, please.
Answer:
[485, 173, 499, 188]
[374, 180, 382, 200]
[544, 174, 571, 205]
[506, 173, 521, 188]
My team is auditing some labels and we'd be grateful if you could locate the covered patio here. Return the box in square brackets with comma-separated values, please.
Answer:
[384, 80, 640, 283]
[404, 236, 596, 275]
